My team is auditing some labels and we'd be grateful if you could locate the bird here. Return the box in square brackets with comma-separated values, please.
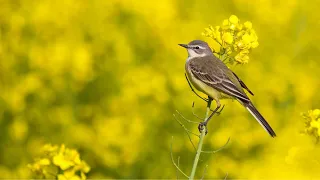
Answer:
[179, 40, 276, 137]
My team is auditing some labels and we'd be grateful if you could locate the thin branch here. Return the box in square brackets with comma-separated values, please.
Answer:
[173, 114, 198, 151]
[214, 39, 223, 46]
[192, 102, 205, 121]
[201, 137, 231, 154]
[176, 156, 180, 180]
[201, 165, 209, 180]
[171, 137, 189, 179]
[173, 114, 200, 137]
[221, 54, 229, 62]
[224, 173, 229, 180]
[175, 110, 201, 124]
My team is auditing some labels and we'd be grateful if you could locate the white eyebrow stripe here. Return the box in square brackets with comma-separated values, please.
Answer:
[189, 45, 205, 49]
[187, 49, 206, 57]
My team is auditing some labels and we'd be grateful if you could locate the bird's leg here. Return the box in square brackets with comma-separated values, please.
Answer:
[212, 104, 225, 116]
[185, 73, 208, 102]
[198, 98, 221, 134]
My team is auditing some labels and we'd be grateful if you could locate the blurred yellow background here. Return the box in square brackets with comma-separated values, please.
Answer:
[1, 0, 320, 178]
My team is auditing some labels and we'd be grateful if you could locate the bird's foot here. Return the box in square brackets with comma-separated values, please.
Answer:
[211, 104, 225, 116]
[198, 122, 208, 135]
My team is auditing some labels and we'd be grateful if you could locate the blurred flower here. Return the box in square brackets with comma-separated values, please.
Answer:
[229, 15, 239, 24]
[202, 15, 259, 65]
[244, 21, 252, 29]
[222, 32, 234, 44]
[28, 144, 90, 179]
[302, 109, 320, 142]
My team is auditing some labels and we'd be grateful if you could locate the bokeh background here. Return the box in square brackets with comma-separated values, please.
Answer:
[1, 0, 320, 178]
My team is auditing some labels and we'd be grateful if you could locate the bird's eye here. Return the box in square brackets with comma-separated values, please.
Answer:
[195, 46, 200, 49]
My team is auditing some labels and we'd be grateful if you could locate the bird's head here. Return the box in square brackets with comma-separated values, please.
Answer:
[178, 40, 213, 57]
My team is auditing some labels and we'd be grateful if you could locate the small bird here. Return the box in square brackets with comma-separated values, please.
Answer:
[179, 40, 276, 137]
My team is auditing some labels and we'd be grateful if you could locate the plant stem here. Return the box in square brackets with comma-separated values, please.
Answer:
[189, 99, 212, 180]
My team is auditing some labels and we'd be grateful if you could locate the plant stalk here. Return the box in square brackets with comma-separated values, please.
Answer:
[189, 99, 212, 180]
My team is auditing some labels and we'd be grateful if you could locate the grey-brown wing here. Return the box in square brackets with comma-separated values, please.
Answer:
[188, 58, 250, 103]
[232, 72, 254, 96]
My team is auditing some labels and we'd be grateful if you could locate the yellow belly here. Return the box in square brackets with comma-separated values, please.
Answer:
[186, 71, 231, 100]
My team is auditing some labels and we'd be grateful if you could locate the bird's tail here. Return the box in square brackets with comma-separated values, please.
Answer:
[245, 102, 276, 137]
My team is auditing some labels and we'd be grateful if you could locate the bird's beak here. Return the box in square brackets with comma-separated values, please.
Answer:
[178, 44, 189, 48]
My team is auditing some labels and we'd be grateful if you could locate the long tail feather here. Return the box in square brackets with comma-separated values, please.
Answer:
[245, 102, 276, 137]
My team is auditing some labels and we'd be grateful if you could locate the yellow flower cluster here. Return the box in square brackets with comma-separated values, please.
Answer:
[302, 109, 320, 141]
[202, 15, 259, 64]
[28, 144, 90, 180]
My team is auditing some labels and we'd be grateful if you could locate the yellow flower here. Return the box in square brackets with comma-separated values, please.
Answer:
[213, 26, 221, 39]
[244, 21, 252, 29]
[236, 23, 243, 31]
[237, 30, 245, 37]
[235, 54, 241, 62]
[29, 144, 90, 179]
[43, 144, 59, 153]
[65, 149, 81, 164]
[215, 32, 222, 44]
[302, 109, 320, 140]
[242, 55, 249, 63]
[58, 173, 81, 180]
[64, 169, 82, 180]
[39, 158, 51, 166]
[236, 40, 249, 50]
[251, 41, 259, 48]
[229, 24, 236, 30]
[52, 145, 83, 170]
[80, 161, 91, 173]
[203, 27, 214, 38]
[313, 109, 320, 118]
[222, 19, 229, 30]
[236, 41, 243, 48]
[228, 15, 239, 30]
[202, 15, 259, 65]
[58, 175, 68, 180]
[222, 19, 229, 26]
[226, 47, 232, 55]
[240, 49, 250, 55]
[81, 172, 87, 180]
[310, 120, 320, 128]
[53, 154, 75, 170]
[235, 53, 249, 64]
[59, 144, 66, 154]
[222, 32, 233, 44]
[229, 15, 239, 24]
[28, 163, 41, 172]
[242, 33, 252, 44]
[250, 29, 258, 38]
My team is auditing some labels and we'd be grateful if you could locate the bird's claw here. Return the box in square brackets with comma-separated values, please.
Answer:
[198, 122, 208, 135]
[211, 104, 225, 116]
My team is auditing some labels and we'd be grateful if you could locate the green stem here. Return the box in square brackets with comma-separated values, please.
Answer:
[189, 99, 212, 180]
